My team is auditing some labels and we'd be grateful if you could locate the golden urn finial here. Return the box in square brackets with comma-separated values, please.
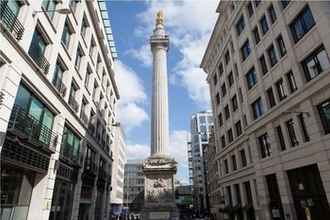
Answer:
[156, 10, 164, 25]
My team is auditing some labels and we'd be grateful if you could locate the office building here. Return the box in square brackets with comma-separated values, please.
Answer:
[188, 111, 213, 216]
[201, 1, 330, 220]
[0, 1, 119, 220]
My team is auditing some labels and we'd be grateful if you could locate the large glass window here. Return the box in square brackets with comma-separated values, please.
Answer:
[236, 15, 245, 36]
[318, 99, 330, 134]
[28, 29, 48, 64]
[61, 126, 81, 161]
[302, 45, 330, 81]
[258, 133, 271, 158]
[246, 67, 257, 89]
[260, 15, 269, 35]
[241, 40, 251, 61]
[286, 119, 299, 147]
[42, 0, 57, 20]
[252, 97, 263, 119]
[49, 180, 74, 220]
[275, 78, 287, 101]
[61, 21, 73, 49]
[290, 6, 315, 43]
[268, 4, 277, 24]
[267, 44, 278, 67]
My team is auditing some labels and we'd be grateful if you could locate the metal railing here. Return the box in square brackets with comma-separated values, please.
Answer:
[8, 105, 57, 151]
[68, 95, 79, 112]
[29, 51, 50, 74]
[0, 1, 24, 40]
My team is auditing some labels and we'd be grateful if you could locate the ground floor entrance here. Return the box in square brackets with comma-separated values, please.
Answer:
[287, 164, 330, 220]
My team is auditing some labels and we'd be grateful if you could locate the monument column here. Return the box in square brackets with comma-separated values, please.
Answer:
[143, 11, 178, 220]
[150, 13, 169, 157]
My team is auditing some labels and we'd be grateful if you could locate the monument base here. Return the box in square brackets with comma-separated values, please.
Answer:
[142, 156, 179, 220]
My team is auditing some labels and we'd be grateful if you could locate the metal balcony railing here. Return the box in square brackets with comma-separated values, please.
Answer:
[0, 2, 24, 40]
[53, 79, 67, 98]
[29, 51, 50, 74]
[68, 95, 79, 112]
[8, 105, 57, 151]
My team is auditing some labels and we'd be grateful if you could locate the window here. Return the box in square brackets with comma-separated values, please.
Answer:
[260, 15, 269, 35]
[276, 35, 287, 57]
[227, 128, 233, 143]
[302, 45, 330, 81]
[225, 50, 230, 65]
[318, 99, 330, 134]
[224, 159, 229, 174]
[236, 15, 245, 36]
[69, 82, 79, 112]
[234, 184, 241, 204]
[252, 26, 260, 44]
[252, 98, 263, 119]
[243, 114, 247, 127]
[221, 135, 226, 148]
[28, 28, 48, 71]
[240, 149, 247, 167]
[246, 67, 257, 89]
[266, 87, 276, 108]
[42, 0, 57, 20]
[298, 113, 310, 142]
[231, 155, 237, 171]
[235, 120, 242, 136]
[258, 133, 271, 158]
[80, 97, 88, 122]
[225, 105, 230, 120]
[254, 0, 261, 8]
[286, 71, 298, 93]
[221, 83, 227, 97]
[238, 88, 243, 103]
[267, 44, 278, 67]
[247, 2, 254, 17]
[52, 61, 65, 94]
[232, 95, 238, 112]
[276, 125, 286, 151]
[75, 45, 83, 71]
[215, 93, 220, 105]
[92, 81, 98, 102]
[281, 0, 290, 9]
[286, 119, 299, 147]
[241, 40, 251, 61]
[228, 72, 234, 87]
[218, 113, 223, 127]
[81, 15, 89, 38]
[61, 126, 81, 160]
[213, 73, 218, 85]
[89, 37, 96, 60]
[219, 62, 224, 76]
[61, 21, 73, 49]
[268, 4, 277, 24]
[290, 6, 315, 43]
[85, 65, 92, 89]
[259, 54, 268, 75]
[275, 78, 287, 101]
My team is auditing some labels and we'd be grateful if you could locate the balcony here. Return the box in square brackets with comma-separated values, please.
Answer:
[7, 105, 57, 152]
[29, 52, 50, 74]
[53, 79, 67, 98]
[0, 2, 24, 40]
[68, 95, 79, 112]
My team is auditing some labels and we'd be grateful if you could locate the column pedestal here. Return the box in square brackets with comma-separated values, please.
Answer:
[142, 156, 179, 220]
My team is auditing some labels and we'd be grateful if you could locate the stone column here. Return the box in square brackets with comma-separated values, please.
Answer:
[150, 18, 169, 158]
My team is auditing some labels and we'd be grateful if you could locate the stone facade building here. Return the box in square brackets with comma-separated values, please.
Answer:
[188, 111, 213, 216]
[201, 1, 330, 220]
[0, 1, 119, 220]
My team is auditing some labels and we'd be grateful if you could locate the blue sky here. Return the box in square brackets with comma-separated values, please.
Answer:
[107, 0, 218, 183]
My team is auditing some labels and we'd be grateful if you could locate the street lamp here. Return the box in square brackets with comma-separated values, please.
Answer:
[32, 8, 71, 17]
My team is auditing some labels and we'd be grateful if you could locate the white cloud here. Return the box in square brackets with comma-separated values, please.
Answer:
[114, 61, 148, 130]
[127, 143, 149, 160]
[127, 44, 152, 67]
[132, 0, 218, 107]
